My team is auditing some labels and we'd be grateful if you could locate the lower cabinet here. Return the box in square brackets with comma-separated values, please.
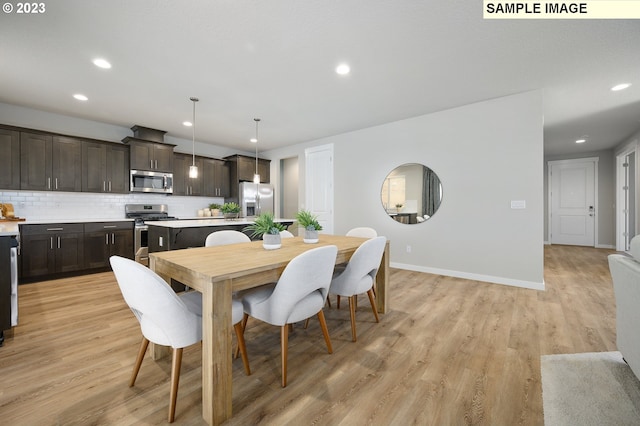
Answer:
[20, 224, 85, 278]
[20, 221, 134, 280]
[84, 222, 134, 269]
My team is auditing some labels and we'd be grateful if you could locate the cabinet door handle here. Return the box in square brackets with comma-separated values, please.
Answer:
[47, 177, 51, 189]
[155, 160, 158, 169]
[50, 237, 54, 250]
[103, 181, 106, 192]
[111, 233, 115, 245]
[46, 227, 64, 231]
[109, 181, 112, 192]
[150, 159, 153, 169]
[57, 236, 61, 249]
[105, 234, 109, 245]
[103, 225, 117, 229]
[55, 178, 58, 190]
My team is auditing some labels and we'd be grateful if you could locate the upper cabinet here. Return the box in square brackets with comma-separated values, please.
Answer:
[124, 138, 175, 173]
[225, 154, 270, 183]
[0, 127, 20, 190]
[173, 153, 203, 196]
[20, 132, 82, 192]
[203, 157, 230, 198]
[82, 141, 129, 193]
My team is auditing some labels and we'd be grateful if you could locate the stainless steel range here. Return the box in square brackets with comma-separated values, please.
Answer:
[125, 204, 177, 266]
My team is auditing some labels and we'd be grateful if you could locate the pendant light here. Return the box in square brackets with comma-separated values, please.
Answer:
[189, 97, 199, 179]
[252, 118, 261, 184]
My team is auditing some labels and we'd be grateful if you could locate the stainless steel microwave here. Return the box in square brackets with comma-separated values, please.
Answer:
[130, 170, 173, 194]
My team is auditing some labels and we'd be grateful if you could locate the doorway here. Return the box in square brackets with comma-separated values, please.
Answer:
[280, 156, 299, 235]
[548, 158, 598, 246]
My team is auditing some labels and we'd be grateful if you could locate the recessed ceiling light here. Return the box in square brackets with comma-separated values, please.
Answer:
[575, 139, 586, 144]
[336, 63, 350, 75]
[183, 121, 193, 127]
[250, 138, 257, 143]
[93, 58, 112, 69]
[73, 94, 88, 101]
[611, 83, 631, 91]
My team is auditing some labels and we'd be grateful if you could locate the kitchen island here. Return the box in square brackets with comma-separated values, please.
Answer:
[147, 218, 295, 252]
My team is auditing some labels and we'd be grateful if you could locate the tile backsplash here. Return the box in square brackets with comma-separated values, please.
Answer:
[0, 191, 224, 221]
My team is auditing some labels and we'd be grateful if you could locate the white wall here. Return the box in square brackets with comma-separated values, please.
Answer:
[266, 91, 544, 289]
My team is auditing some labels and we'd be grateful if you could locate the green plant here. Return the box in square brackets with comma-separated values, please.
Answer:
[221, 202, 240, 214]
[243, 212, 285, 238]
[209, 203, 222, 210]
[395, 203, 403, 209]
[295, 210, 322, 231]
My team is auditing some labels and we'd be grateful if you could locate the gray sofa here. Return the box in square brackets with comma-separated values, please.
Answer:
[608, 236, 640, 381]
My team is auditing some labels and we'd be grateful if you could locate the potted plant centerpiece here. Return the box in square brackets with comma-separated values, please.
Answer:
[244, 212, 286, 250]
[209, 203, 222, 217]
[295, 210, 322, 243]
[221, 202, 241, 220]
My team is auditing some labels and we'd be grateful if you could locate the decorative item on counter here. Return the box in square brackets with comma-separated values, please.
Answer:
[197, 209, 205, 217]
[209, 203, 222, 217]
[295, 210, 322, 243]
[395, 203, 403, 212]
[204, 208, 212, 217]
[221, 202, 241, 220]
[244, 212, 286, 250]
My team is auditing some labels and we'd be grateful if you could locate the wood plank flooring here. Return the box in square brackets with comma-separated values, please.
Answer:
[0, 244, 617, 425]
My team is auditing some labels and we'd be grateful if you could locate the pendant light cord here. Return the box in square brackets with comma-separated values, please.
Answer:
[190, 97, 199, 166]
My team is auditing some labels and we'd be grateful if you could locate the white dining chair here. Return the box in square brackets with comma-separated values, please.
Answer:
[329, 236, 386, 342]
[241, 245, 338, 387]
[109, 256, 250, 422]
[280, 230, 295, 238]
[205, 230, 251, 246]
[346, 227, 378, 238]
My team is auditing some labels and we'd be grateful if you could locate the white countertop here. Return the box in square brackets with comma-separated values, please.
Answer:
[0, 223, 20, 236]
[145, 218, 295, 228]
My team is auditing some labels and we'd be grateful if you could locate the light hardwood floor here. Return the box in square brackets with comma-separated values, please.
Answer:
[0, 244, 617, 425]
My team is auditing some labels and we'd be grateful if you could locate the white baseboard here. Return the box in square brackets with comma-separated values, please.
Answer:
[596, 244, 615, 249]
[390, 262, 546, 291]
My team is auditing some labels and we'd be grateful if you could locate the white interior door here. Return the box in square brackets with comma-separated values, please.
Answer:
[305, 144, 333, 234]
[549, 158, 597, 246]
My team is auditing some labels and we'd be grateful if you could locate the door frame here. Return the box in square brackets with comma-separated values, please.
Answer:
[547, 157, 599, 246]
[616, 141, 639, 251]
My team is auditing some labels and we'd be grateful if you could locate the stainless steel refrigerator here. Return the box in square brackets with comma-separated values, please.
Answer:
[239, 182, 274, 217]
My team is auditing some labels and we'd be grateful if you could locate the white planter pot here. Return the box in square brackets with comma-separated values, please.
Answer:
[304, 229, 319, 244]
[262, 233, 282, 250]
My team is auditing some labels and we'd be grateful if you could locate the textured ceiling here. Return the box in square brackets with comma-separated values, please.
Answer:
[1, 0, 639, 155]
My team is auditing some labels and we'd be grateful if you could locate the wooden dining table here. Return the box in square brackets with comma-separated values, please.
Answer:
[149, 234, 389, 425]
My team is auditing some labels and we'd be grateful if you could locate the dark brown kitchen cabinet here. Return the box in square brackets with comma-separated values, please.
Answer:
[84, 222, 134, 269]
[20, 133, 82, 192]
[203, 158, 230, 197]
[0, 127, 20, 190]
[173, 153, 203, 196]
[82, 141, 129, 193]
[20, 223, 84, 278]
[124, 138, 174, 172]
[225, 154, 270, 183]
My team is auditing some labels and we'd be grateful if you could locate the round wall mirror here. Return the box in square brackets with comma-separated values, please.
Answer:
[381, 163, 443, 224]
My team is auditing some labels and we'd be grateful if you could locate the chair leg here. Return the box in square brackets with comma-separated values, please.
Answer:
[235, 313, 249, 359]
[281, 325, 288, 387]
[337, 295, 341, 309]
[234, 322, 251, 376]
[168, 347, 183, 423]
[317, 310, 333, 354]
[304, 318, 310, 329]
[367, 288, 380, 323]
[129, 337, 150, 387]
[348, 296, 357, 342]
